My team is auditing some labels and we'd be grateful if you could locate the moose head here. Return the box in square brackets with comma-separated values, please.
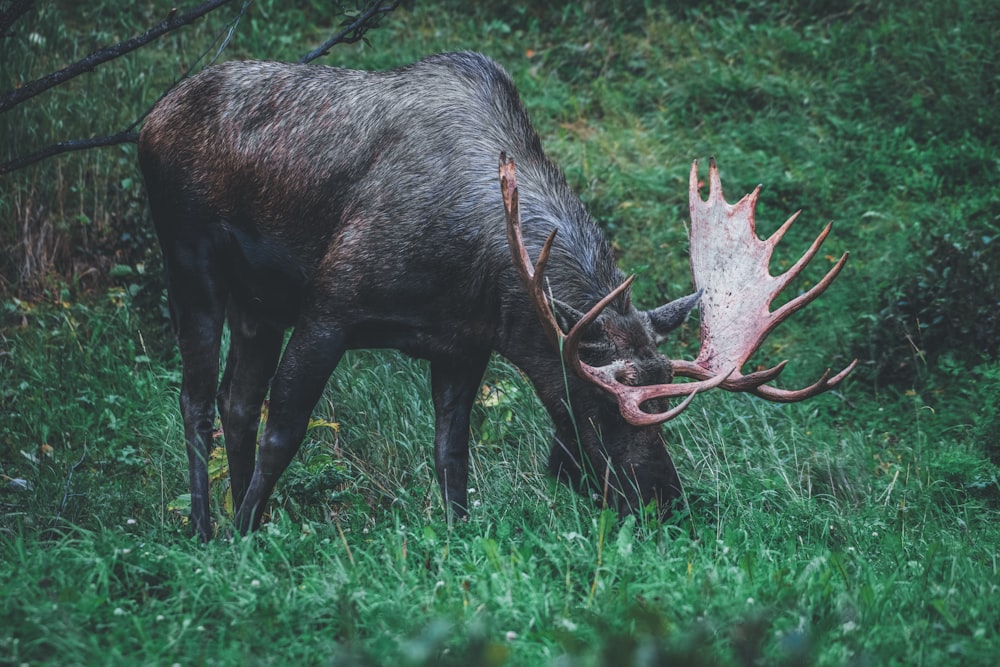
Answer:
[498, 153, 855, 514]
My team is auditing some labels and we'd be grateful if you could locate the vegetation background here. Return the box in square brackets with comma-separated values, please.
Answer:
[2, 0, 998, 664]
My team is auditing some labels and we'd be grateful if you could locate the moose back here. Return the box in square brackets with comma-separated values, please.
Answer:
[139, 52, 852, 540]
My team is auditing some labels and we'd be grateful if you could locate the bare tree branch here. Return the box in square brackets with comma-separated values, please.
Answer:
[0, 129, 139, 174]
[300, 0, 401, 64]
[0, 0, 238, 114]
[0, 0, 402, 176]
[0, 0, 250, 176]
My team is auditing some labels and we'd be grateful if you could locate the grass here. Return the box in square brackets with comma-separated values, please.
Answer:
[3, 290, 998, 665]
[2, 0, 1000, 664]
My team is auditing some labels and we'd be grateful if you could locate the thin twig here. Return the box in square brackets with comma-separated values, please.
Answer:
[54, 445, 88, 521]
[0, 0, 242, 176]
[0, 129, 139, 175]
[209, 0, 253, 65]
[299, 0, 401, 64]
[334, 513, 356, 566]
[0, 0, 237, 113]
[0, 0, 401, 176]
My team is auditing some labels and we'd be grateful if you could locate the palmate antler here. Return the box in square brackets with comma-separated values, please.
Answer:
[499, 153, 855, 426]
[670, 158, 857, 401]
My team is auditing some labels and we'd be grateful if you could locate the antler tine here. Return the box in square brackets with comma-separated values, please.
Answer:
[771, 246, 850, 324]
[501, 153, 561, 349]
[772, 218, 830, 293]
[766, 209, 801, 248]
[620, 381, 707, 427]
[753, 359, 858, 402]
[705, 156, 728, 207]
[672, 357, 786, 385]
[561, 274, 634, 374]
[739, 249, 850, 371]
[730, 219, 850, 380]
[614, 368, 734, 426]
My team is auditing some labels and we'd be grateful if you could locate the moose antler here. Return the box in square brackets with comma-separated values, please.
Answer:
[499, 154, 732, 426]
[670, 158, 857, 400]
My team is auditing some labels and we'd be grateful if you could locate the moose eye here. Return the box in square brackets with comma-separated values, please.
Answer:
[575, 326, 616, 362]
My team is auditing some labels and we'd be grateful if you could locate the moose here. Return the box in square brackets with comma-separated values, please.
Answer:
[138, 52, 854, 540]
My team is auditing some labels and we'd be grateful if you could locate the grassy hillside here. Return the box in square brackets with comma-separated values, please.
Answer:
[2, 1, 998, 664]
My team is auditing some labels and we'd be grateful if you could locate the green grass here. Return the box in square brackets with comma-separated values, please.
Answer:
[3, 294, 999, 665]
[3, 0, 1000, 664]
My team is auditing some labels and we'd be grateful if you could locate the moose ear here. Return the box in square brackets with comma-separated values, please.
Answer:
[646, 289, 702, 343]
[551, 297, 611, 353]
[550, 297, 586, 335]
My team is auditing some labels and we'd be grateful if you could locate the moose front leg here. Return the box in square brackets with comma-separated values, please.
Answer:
[430, 351, 490, 521]
[234, 323, 347, 535]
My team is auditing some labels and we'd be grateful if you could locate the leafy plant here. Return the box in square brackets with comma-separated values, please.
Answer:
[868, 227, 1000, 385]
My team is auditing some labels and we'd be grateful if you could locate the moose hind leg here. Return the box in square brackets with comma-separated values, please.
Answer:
[430, 351, 490, 520]
[234, 322, 347, 534]
[165, 248, 227, 542]
[217, 306, 284, 512]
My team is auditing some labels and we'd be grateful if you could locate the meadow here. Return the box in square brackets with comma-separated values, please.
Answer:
[2, 1, 998, 664]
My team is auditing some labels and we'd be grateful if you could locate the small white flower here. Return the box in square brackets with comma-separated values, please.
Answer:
[505, 631, 518, 641]
[558, 618, 578, 632]
[126, 518, 137, 526]
[251, 579, 261, 588]
[113, 607, 127, 616]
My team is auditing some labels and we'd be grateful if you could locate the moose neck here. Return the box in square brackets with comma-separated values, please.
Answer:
[495, 294, 611, 451]
[491, 176, 626, 411]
